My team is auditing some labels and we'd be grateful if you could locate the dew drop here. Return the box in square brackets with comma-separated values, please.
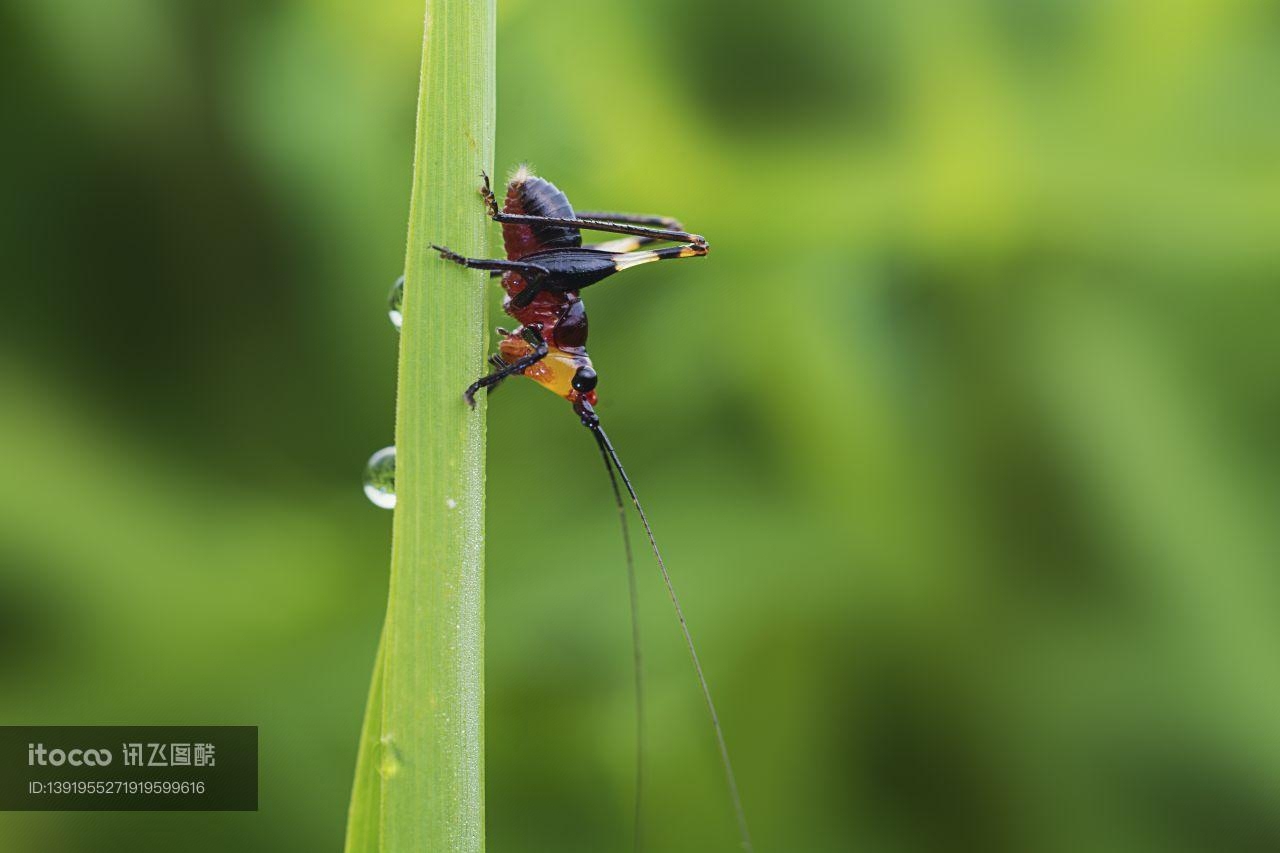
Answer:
[378, 734, 402, 779]
[363, 446, 396, 509]
[388, 275, 404, 331]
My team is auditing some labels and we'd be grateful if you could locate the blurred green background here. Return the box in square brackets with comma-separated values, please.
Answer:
[3, 0, 1280, 851]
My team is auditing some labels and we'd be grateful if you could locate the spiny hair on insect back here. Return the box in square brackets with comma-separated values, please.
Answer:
[507, 161, 534, 185]
[428, 170, 751, 853]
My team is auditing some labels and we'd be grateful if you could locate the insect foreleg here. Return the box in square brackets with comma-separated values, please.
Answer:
[476, 354, 514, 395]
[462, 326, 548, 407]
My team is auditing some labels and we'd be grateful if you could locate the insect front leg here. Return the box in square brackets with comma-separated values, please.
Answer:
[463, 325, 548, 408]
[477, 353, 514, 395]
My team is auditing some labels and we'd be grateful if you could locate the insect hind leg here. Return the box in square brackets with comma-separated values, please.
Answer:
[612, 243, 708, 272]
[577, 211, 687, 252]
[477, 174, 706, 248]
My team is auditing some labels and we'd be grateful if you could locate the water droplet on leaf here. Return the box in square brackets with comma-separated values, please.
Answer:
[378, 734, 402, 779]
[363, 446, 396, 509]
[388, 275, 404, 331]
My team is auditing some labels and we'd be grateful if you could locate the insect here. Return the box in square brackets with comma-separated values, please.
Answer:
[431, 167, 753, 852]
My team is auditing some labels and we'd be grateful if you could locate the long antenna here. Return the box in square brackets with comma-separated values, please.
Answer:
[581, 405, 754, 852]
[593, 436, 646, 853]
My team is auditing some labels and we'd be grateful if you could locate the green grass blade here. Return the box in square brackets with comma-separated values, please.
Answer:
[344, 0, 495, 850]
[344, 635, 384, 852]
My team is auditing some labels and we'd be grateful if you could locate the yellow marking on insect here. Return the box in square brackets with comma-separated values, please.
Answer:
[593, 237, 644, 253]
[498, 338, 592, 401]
[614, 251, 661, 271]
[614, 245, 704, 270]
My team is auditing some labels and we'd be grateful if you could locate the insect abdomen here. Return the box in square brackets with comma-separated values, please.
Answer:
[502, 170, 582, 259]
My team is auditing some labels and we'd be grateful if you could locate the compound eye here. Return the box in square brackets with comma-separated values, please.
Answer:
[571, 366, 598, 393]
